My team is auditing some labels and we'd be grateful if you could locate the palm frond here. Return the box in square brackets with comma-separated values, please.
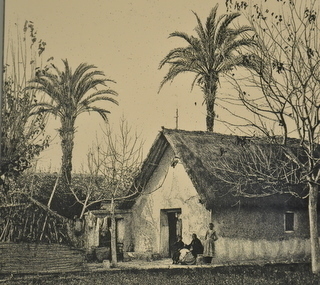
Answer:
[73, 62, 97, 79]
[159, 63, 199, 91]
[205, 5, 219, 37]
[216, 55, 245, 73]
[29, 103, 60, 117]
[25, 81, 61, 104]
[62, 59, 72, 81]
[224, 38, 257, 58]
[83, 89, 118, 102]
[72, 64, 103, 95]
[191, 73, 203, 91]
[26, 59, 118, 123]
[225, 26, 253, 39]
[75, 79, 114, 102]
[215, 12, 241, 46]
[193, 11, 206, 45]
[159, 46, 199, 68]
[169, 32, 201, 52]
[81, 95, 119, 107]
[78, 106, 111, 121]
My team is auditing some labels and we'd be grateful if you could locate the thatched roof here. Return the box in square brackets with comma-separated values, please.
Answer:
[121, 128, 309, 210]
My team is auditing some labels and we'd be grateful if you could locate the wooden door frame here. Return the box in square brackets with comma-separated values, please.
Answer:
[160, 208, 182, 257]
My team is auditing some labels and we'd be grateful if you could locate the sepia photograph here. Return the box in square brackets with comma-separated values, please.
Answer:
[1, 0, 320, 284]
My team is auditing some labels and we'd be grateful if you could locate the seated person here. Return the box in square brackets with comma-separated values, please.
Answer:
[186, 233, 204, 258]
[171, 235, 184, 264]
[179, 245, 196, 265]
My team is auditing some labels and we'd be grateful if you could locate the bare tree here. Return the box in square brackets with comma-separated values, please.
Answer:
[70, 118, 143, 267]
[224, 0, 320, 273]
[212, 139, 306, 198]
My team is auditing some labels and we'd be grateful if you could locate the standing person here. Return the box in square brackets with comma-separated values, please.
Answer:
[171, 235, 184, 264]
[203, 223, 218, 263]
[186, 233, 204, 258]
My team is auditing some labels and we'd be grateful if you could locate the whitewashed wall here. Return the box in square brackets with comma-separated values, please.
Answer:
[214, 238, 310, 264]
[127, 145, 312, 264]
[131, 146, 211, 256]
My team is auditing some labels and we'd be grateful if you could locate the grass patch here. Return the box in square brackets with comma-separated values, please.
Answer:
[1, 263, 319, 285]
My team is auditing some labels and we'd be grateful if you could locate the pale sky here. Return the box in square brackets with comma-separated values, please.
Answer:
[5, 0, 245, 172]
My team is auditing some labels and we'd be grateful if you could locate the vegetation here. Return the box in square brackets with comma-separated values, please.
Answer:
[225, 0, 320, 273]
[1, 21, 49, 199]
[211, 138, 307, 198]
[0, 22, 78, 244]
[1, 23, 120, 242]
[71, 118, 143, 267]
[159, 4, 255, 131]
[0, 171, 83, 243]
[26, 60, 118, 192]
[1, 263, 319, 285]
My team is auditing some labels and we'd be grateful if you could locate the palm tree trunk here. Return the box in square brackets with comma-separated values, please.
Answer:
[308, 182, 320, 274]
[59, 120, 75, 191]
[206, 97, 215, 132]
[205, 79, 218, 132]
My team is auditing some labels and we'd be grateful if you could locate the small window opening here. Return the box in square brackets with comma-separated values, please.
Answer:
[285, 212, 294, 232]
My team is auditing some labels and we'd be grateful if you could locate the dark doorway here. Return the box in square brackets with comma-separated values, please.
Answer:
[167, 209, 182, 256]
[167, 212, 177, 256]
[160, 208, 182, 257]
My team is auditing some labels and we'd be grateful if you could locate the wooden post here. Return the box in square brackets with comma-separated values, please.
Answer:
[175, 109, 179, 129]
[0, 0, 5, 156]
[40, 171, 61, 241]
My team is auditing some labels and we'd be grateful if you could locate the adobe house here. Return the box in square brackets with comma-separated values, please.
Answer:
[118, 128, 318, 264]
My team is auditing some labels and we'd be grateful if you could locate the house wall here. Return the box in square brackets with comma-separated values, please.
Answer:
[129, 143, 314, 264]
[84, 212, 132, 254]
[212, 206, 311, 263]
[131, 147, 211, 256]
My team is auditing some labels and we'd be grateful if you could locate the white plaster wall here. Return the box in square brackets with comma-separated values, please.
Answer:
[214, 238, 310, 264]
[211, 204, 311, 263]
[129, 146, 312, 263]
[131, 146, 211, 254]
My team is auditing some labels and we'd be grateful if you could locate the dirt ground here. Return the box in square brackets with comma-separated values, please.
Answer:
[86, 257, 271, 272]
[87, 258, 211, 271]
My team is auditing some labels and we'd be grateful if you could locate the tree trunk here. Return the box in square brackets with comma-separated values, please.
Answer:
[110, 196, 117, 267]
[308, 182, 320, 274]
[206, 97, 215, 132]
[79, 194, 90, 219]
[59, 120, 75, 191]
[205, 79, 218, 132]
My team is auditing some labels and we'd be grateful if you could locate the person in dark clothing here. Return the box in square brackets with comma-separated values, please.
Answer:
[186, 233, 204, 258]
[171, 235, 184, 264]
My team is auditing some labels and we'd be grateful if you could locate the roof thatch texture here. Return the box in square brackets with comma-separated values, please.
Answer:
[121, 128, 310, 210]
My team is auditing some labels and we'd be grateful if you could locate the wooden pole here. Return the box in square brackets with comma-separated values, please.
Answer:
[175, 109, 179, 129]
[0, 0, 5, 159]
[40, 171, 61, 241]
[48, 170, 61, 209]
[0, 4, 5, 241]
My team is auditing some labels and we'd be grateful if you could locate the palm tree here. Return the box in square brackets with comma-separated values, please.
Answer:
[27, 59, 118, 189]
[159, 5, 254, 132]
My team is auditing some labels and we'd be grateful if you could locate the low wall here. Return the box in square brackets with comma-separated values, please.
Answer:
[0, 243, 86, 274]
[214, 238, 310, 264]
